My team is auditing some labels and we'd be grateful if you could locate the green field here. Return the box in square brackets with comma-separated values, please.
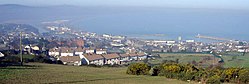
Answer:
[149, 53, 216, 66]
[222, 53, 249, 68]
[0, 63, 193, 84]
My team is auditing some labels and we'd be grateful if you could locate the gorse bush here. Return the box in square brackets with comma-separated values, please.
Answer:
[126, 63, 151, 75]
[127, 62, 249, 84]
[238, 69, 249, 84]
[206, 75, 221, 84]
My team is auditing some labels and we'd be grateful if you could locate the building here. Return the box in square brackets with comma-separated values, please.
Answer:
[74, 47, 84, 56]
[95, 49, 107, 55]
[119, 54, 130, 64]
[60, 47, 74, 56]
[0, 52, 4, 57]
[102, 53, 120, 65]
[129, 53, 138, 61]
[59, 56, 81, 66]
[137, 53, 147, 60]
[82, 54, 104, 65]
[49, 48, 60, 57]
[85, 48, 95, 54]
[74, 39, 84, 47]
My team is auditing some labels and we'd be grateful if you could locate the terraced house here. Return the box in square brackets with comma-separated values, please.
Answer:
[82, 54, 105, 65]
[102, 53, 120, 65]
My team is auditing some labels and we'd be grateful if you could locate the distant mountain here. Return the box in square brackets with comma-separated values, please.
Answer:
[0, 23, 39, 35]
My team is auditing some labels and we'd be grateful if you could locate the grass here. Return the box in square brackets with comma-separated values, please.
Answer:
[149, 53, 215, 66]
[13, 54, 36, 59]
[222, 53, 249, 68]
[158, 53, 212, 57]
[0, 63, 193, 84]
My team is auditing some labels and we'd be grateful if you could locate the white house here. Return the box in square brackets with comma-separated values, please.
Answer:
[102, 53, 120, 65]
[129, 53, 138, 61]
[95, 49, 107, 55]
[60, 47, 74, 56]
[0, 52, 4, 57]
[59, 56, 81, 66]
[74, 47, 84, 56]
[85, 48, 95, 54]
[49, 48, 60, 57]
[119, 54, 130, 64]
[137, 53, 148, 60]
[82, 54, 104, 65]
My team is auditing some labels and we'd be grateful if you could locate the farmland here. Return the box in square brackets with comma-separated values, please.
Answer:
[0, 63, 192, 84]
[148, 53, 219, 67]
[221, 53, 249, 68]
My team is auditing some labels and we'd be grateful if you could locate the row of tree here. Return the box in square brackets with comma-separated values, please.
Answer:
[127, 63, 249, 84]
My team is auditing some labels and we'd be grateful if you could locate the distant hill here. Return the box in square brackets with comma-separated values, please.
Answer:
[0, 23, 39, 35]
[0, 4, 31, 8]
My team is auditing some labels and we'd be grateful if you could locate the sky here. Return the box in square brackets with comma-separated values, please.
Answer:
[1, 0, 249, 10]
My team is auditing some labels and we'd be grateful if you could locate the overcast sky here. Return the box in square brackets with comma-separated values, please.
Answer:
[1, 0, 249, 10]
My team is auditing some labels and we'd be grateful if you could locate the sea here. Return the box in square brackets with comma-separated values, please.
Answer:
[63, 7, 249, 42]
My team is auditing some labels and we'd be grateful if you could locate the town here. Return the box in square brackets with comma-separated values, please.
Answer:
[0, 23, 248, 66]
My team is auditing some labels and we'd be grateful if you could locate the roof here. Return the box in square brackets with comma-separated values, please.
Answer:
[96, 49, 107, 51]
[31, 46, 39, 50]
[0, 52, 4, 57]
[84, 54, 104, 61]
[60, 56, 81, 62]
[49, 48, 60, 52]
[102, 53, 120, 59]
[137, 53, 146, 56]
[74, 47, 84, 52]
[119, 54, 130, 57]
[129, 53, 138, 57]
[60, 47, 74, 53]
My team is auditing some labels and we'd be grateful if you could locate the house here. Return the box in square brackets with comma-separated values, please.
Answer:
[95, 49, 107, 55]
[85, 48, 95, 54]
[119, 54, 130, 64]
[60, 47, 74, 56]
[74, 47, 84, 56]
[137, 53, 147, 60]
[82, 54, 104, 65]
[24, 45, 31, 54]
[0, 52, 4, 57]
[59, 56, 81, 66]
[102, 53, 120, 65]
[31, 46, 40, 55]
[49, 47, 60, 57]
[129, 53, 138, 61]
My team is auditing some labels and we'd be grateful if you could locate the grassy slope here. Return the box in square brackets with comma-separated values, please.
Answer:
[149, 53, 213, 65]
[0, 63, 192, 84]
[222, 53, 249, 68]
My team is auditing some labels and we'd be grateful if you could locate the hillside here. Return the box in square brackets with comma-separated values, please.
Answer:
[0, 23, 39, 35]
[0, 63, 192, 84]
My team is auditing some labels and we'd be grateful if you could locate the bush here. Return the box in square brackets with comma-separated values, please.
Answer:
[1, 56, 20, 63]
[150, 65, 161, 76]
[206, 75, 221, 84]
[238, 69, 249, 84]
[126, 63, 151, 75]
[126, 62, 249, 84]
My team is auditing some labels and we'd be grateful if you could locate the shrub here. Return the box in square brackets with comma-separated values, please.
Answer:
[206, 75, 221, 84]
[221, 68, 239, 82]
[126, 63, 151, 75]
[2, 56, 20, 63]
[150, 65, 161, 76]
[238, 69, 249, 84]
